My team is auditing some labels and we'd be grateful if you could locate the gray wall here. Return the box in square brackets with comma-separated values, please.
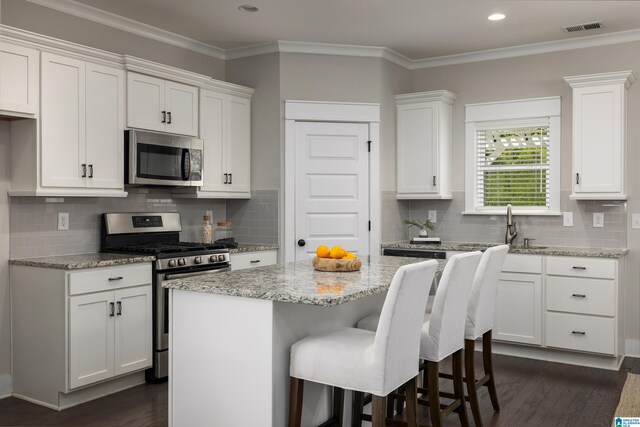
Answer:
[0, 122, 10, 382]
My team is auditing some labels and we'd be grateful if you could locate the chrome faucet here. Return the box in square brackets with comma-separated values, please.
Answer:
[505, 204, 518, 245]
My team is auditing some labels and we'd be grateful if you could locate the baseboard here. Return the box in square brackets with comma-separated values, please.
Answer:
[626, 339, 640, 358]
[0, 375, 12, 399]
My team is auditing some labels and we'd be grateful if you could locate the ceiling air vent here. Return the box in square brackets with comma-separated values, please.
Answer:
[563, 21, 603, 33]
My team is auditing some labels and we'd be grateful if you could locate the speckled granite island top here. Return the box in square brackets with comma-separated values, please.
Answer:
[229, 244, 279, 254]
[10, 253, 156, 270]
[163, 256, 446, 307]
[381, 242, 627, 259]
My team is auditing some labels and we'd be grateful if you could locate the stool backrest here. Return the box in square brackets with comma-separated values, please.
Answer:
[427, 251, 482, 361]
[373, 259, 439, 395]
[465, 244, 510, 340]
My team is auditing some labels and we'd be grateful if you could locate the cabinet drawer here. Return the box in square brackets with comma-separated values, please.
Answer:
[545, 312, 615, 355]
[501, 254, 542, 274]
[546, 256, 615, 279]
[230, 251, 277, 271]
[69, 264, 152, 295]
[546, 276, 615, 316]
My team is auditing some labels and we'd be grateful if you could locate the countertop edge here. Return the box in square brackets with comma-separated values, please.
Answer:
[9, 255, 157, 270]
[229, 244, 279, 254]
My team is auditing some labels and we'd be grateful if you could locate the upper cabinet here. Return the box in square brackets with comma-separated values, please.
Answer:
[127, 72, 198, 137]
[395, 90, 456, 200]
[0, 42, 39, 117]
[565, 71, 635, 200]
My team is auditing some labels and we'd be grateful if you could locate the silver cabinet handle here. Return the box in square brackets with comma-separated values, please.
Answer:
[571, 331, 586, 336]
[116, 301, 122, 316]
[108, 276, 123, 281]
[432, 176, 436, 186]
[572, 266, 586, 270]
[109, 302, 115, 317]
[571, 293, 586, 298]
[81, 164, 87, 178]
[576, 173, 580, 185]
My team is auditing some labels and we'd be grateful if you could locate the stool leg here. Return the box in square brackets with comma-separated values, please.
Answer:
[332, 387, 345, 426]
[372, 395, 387, 427]
[395, 385, 405, 415]
[352, 391, 364, 427]
[482, 330, 500, 412]
[386, 392, 395, 418]
[452, 349, 469, 427]
[426, 361, 442, 427]
[465, 339, 483, 427]
[405, 376, 419, 427]
[288, 377, 304, 427]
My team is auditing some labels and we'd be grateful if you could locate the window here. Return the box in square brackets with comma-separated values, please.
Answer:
[465, 97, 561, 215]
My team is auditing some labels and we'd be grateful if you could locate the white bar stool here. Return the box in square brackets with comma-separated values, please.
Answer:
[287, 260, 439, 427]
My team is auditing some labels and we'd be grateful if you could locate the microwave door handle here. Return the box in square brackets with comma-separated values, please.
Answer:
[182, 149, 191, 181]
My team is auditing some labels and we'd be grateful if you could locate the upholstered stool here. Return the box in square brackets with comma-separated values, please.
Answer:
[356, 251, 482, 427]
[287, 260, 439, 427]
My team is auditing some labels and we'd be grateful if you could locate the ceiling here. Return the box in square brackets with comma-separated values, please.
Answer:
[69, 0, 640, 59]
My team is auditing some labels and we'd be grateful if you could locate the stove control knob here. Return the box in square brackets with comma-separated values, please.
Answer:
[209, 255, 217, 263]
[194, 256, 203, 265]
[178, 258, 186, 266]
[168, 259, 177, 268]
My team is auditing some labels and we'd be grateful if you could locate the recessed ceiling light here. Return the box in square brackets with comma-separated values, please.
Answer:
[488, 13, 506, 21]
[238, 4, 259, 12]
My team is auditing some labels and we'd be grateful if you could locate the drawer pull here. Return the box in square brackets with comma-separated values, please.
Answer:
[571, 331, 586, 336]
[108, 276, 123, 281]
[571, 293, 586, 298]
[572, 266, 586, 270]
[250, 260, 261, 264]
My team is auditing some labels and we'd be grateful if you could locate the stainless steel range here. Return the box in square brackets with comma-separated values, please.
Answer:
[101, 212, 230, 381]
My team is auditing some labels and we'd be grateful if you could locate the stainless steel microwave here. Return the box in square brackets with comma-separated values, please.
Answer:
[125, 129, 203, 187]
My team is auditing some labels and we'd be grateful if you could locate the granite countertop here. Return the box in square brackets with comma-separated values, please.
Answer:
[229, 244, 279, 254]
[381, 242, 627, 259]
[163, 256, 446, 307]
[10, 253, 156, 270]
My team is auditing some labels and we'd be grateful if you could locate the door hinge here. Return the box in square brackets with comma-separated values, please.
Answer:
[368, 221, 371, 231]
[367, 140, 371, 153]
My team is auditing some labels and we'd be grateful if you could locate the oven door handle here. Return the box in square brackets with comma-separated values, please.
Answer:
[182, 149, 191, 181]
[164, 266, 231, 280]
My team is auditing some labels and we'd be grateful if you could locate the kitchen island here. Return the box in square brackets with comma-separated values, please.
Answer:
[163, 256, 445, 427]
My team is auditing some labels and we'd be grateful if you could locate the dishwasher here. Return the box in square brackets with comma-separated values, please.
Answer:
[382, 248, 446, 293]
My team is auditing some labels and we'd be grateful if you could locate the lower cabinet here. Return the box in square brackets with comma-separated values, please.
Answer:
[230, 250, 277, 271]
[493, 272, 542, 345]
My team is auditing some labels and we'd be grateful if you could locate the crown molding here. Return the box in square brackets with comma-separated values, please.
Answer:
[23, 0, 226, 59]
[123, 56, 211, 86]
[225, 41, 280, 60]
[202, 79, 255, 98]
[395, 90, 458, 105]
[564, 70, 636, 89]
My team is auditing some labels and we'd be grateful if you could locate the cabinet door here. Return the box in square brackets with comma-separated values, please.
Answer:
[396, 102, 437, 196]
[127, 72, 165, 132]
[200, 89, 227, 192]
[0, 43, 39, 115]
[572, 85, 623, 195]
[114, 285, 152, 376]
[165, 81, 198, 136]
[493, 272, 542, 345]
[69, 291, 115, 389]
[86, 63, 124, 189]
[226, 95, 251, 194]
[41, 53, 86, 188]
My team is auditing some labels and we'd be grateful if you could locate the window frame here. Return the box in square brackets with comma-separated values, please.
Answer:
[464, 96, 561, 216]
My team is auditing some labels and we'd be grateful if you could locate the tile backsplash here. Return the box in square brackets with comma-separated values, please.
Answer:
[226, 190, 279, 245]
[386, 190, 627, 249]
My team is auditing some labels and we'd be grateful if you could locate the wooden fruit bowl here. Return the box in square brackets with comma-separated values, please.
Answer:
[312, 256, 362, 272]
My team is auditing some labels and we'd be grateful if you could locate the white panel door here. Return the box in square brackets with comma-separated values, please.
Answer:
[86, 63, 124, 189]
[165, 81, 198, 136]
[127, 72, 165, 132]
[114, 285, 152, 376]
[200, 89, 227, 192]
[69, 291, 115, 389]
[493, 272, 542, 345]
[226, 95, 251, 194]
[295, 122, 369, 260]
[41, 53, 86, 188]
[0, 43, 39, 115]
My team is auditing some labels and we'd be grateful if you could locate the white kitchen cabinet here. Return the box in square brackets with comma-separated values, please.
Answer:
[493, 271, 542, 345]
[565, 71, 635, 200]
[395, 90, 456, 200]
[12, 263, 152, 409]
[127, 72, 198, 136]
[230, 250, 277, 271]
[0, 42, 39, 117]
[173, 82, 254, 199]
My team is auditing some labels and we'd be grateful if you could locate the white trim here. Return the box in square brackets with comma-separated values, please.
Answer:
[123, 56, 210, 87]
[0, 375, 11, 399]
[564, 70, 636, 89]
[465, 96, 562, 123]
[23, 0, 226, 59]
[283, 101, 381, 263]
[394, 90, 457, 105]
[225, 41, 280, 60]
[626, 339, 640, 358]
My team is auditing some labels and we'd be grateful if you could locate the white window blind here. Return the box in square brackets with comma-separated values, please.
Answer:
[476, 125, 550, 209]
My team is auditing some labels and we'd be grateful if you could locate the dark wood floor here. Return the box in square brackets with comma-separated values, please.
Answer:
[0, 355, 637, 427]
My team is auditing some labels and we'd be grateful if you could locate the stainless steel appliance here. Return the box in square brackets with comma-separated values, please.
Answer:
[382, 248, 446, 259]
[102, 212, 230, 381]
[125, 129, 203, 187]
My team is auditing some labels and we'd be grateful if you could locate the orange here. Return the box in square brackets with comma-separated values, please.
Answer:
[343, 252, 356, 259]
[316, 245, 330, 258]
[330, 246, 345, 259]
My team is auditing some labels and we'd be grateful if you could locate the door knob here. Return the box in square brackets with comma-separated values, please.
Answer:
[297, 239, 306, 247]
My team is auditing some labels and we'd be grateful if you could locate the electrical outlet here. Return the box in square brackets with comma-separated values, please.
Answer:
[428, 210, 437, 223]
[57, 212, 69, 231]
[593, 212, 604, 228]
[563, 212, 574, 227]
[632, 214, 640, 229]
